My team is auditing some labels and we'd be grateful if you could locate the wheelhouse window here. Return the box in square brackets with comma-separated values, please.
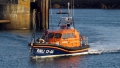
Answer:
[69, 33, 74, 38]
[62, 34, 68, 39]
[48, 33, 54, 38]
[62, 33, 74, 39]
[55, 33, 62, 38]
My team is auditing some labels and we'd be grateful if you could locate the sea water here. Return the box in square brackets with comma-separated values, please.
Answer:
[0, 9, 120, 68]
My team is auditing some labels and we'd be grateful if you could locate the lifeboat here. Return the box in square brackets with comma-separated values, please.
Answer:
[29, 2, 90, 58]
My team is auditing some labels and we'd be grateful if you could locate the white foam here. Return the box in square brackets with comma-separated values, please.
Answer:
[88, 41, 120, 55]
[88, 49, 102, 55]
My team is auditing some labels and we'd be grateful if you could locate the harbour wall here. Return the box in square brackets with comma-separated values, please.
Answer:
[0, 0, 31, 29]
[0, 0, 119, 30]
[0, 0, 49, 30]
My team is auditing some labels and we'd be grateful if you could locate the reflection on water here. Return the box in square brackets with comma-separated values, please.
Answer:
[29, 56, 87, 68]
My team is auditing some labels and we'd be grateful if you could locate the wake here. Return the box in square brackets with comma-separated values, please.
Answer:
[88, 42, 120, 55]
[88, 49, 120, 55]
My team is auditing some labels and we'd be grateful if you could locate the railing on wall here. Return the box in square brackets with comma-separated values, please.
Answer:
[0, 20, 10, 23]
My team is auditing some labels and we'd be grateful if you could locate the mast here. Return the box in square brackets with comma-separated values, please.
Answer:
[68, 2, 70, 17]
[50, 0, 53, 30]
[72, 0, 75, 28]
[57, 0, 75, 28]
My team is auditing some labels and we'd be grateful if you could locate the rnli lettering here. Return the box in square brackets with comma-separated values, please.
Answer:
[37, 49, 54, 54]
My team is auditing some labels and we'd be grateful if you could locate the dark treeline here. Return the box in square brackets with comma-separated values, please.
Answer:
[51, 0, 120, 9]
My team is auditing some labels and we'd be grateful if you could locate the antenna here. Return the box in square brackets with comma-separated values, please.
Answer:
[72, 0, 75, 28]
[68, 2, 70, 14]
[50, 0, 53, 30]
[73, 0, 74, 17]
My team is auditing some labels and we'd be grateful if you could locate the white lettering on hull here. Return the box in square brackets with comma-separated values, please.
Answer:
[37, 49, 54, 54]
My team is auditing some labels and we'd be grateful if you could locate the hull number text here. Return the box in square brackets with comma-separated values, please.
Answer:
[37, 49, 54, 54]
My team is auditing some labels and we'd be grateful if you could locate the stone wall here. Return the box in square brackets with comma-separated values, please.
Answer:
[0, 0, 30, 29]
